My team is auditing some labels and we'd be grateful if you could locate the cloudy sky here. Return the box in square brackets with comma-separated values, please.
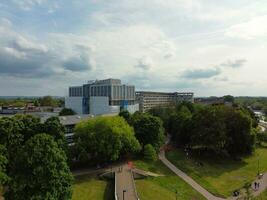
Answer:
[0, 0, 267, 97]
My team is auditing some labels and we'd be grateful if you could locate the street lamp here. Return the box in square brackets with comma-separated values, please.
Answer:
[175, 189, 178, 200]
[123, 189, 126, 200]
[257, 153, 260, 176]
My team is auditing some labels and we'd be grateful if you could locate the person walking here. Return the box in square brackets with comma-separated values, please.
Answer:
[254, 182, 257, 190]
[257, 182, 260, 189]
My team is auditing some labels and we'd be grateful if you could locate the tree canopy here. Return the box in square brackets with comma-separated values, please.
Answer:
[149, 102, 255, 157]
[0, 115, 72, 199]
[132, 113, 165, 151]
[74, 116, 141, 163]
[59, 108, 76, 116]
[5, 134, 73, 200]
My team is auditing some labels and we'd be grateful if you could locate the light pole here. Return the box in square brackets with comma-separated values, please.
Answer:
[123, 189, 126, 200]
[175, 189, 178, 200]
[257, 153, 260, 176]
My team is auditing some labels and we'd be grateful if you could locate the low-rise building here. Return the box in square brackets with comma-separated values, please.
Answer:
[136, 91, 194, 112]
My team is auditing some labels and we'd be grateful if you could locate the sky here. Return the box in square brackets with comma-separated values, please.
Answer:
[0, 0, 267, 97]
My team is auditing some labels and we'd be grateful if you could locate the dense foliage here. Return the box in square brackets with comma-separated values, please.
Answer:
[143, 144, 157, 161]
[235, 97, 267, 112]
[0, 96, 64, 107]
[73, 116, 141, 163]
[119, 111, 165, 152]
[0, 115, 72, 200]
[150, 102, 256, 157]
[131, 113, 165, 151]
[6, 134, 73, 200]
[59, 108, 76, 116]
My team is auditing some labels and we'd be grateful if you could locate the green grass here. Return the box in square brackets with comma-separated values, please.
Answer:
[72, 174, 113, 200]
[254, 190, 267, 199]
[134, 160, 206, 200]
[166, 147, 267, 198]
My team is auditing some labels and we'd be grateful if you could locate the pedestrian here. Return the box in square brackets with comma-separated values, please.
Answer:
[257, 182, 260, 189]
[254, 182, 257, 190]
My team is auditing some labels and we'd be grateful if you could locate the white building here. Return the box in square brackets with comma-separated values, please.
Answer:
[65, 79, 139, 115]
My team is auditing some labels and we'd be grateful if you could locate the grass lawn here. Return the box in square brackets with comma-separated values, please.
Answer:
[166, 147, 267, 198]
[254, 190, 267, 199]
[134, 159, 206, 200]
[72, 174, 113, 200]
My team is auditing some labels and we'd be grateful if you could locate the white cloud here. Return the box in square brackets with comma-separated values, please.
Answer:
[225, 15, 267, 39]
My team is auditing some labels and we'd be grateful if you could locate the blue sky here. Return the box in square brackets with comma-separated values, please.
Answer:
[0, 0, 267, 96]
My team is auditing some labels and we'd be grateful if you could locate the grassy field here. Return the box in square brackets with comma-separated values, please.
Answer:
[254, 190, 267, 199]
[134, 159, 206, 200]
[166, 147, 267, 198]
[72, 174, 113, 200]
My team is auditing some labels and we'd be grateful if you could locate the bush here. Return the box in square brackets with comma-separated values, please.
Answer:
[144, 144, 157, 161]
[59, 108, 76, 116]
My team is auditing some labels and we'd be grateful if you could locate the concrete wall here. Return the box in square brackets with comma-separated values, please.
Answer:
[89, 96, 120, 115]
[65, 97, 84, 114]
[126, 104, 139, 114]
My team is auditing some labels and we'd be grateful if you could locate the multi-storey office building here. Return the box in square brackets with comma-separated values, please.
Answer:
[65, 79, 139, 115]
[136, 91, 194, 112]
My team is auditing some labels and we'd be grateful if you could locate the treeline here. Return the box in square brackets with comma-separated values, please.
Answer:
[0, 115, 73, 200]
[150, 102, 258, 157]
[235, 97, 267, 114]
[0, 111, 165, 199]
[0, 96, 64, 107]
[71, 112, 165, 165]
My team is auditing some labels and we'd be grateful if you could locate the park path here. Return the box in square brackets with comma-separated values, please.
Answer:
[115, 164, 139, 200]
[159, 148, 267, 200]
[251, 173, 267, 197]
[159, 150, 227, 200]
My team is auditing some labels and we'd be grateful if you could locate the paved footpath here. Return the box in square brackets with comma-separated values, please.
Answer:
[159, 149, 267, 200]
[115, 164, 139, 200]
[159, 150, 232, 200]
[251, 173, 267, 198]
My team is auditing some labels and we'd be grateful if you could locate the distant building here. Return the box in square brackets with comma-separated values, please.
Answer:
[65, 79, 139, 115]
[136, 91, 194, 112]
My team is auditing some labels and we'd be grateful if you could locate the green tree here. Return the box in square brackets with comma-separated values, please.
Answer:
[0, 145, 8, 185]
[144, 144, 157, 161]
[170, 106, 192, 146]
[42, 117, 67, 150]
[119, 110, 131, 124]
[223, 108, 254, 156]
[74, 116, 141, 163]
[223, 95, 234, 103]
[39, 96, 57, 107]
[59, 108, 76, 116]
[190, 106, 227, 154]
[5, 134, 73, 200]
[132, 113, 165, 151]
[256, 131, 267, 145]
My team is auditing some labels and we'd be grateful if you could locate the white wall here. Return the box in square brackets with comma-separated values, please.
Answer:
[65, 97, 84, 114]
[126, 104, 139, 113]
[90, 96, 120, 115]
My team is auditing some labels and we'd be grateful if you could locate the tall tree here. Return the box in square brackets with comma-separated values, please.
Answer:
[0, 145, 8, 185]
[190, 106, 227, 154]
[223, 108, 254, 156]
[42, 117, 67, 150]
[5, 134, 73, 200]
[132, 113, 165, 151]
[74, 116, 141, 163]
[170, 106, 192, 146]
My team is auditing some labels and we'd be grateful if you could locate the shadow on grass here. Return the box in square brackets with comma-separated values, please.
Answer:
[103, 181, 114, 200]
[166, 148, 249, 179]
